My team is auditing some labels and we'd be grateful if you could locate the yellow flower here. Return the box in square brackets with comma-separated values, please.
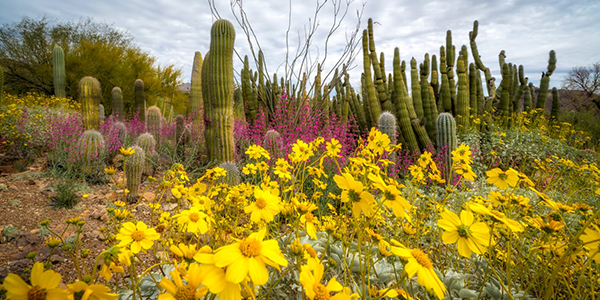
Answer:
[299, 258, 350, 300]
[580, 224, 600, 263]
[193, 247, 242, 298]
[119, 147, 135, 156]
[243, 188, 281, 223]
[326, 138, 342, 158]
[246, 144, 270, 160]
[301, 212, 318, 240]
[390, 244, 446, 299]
[158, 264, 208, 300]
[438, 209, 490, 257]
[170, 243, 200, 260]
[334, 172, 375, 217]
[2, 262, 68, 300]
[174, 206, 211, 234]
[104, 166, 116, 175]
[366, 128, 391, 156]
[115, 221, 160, 253]
[289, 139, 314, 163]
[486, 168, 519, 189]
[368, 173, 412, 219]
[213, 228, 288, 285]
[67, 281, 118, 300]
[468, 203, 524, 232]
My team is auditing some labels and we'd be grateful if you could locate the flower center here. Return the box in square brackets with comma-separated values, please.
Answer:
[131, 230, 146, 242]
[498, 172, 508, 181]
[348, 190, 361, 202]
[174, 285, 196, 300]
[27, 286, 47, 300]
[457, 224, 472, 238]
[189, 212, 200, 222]
[383, 190, 395, 201]
[239, 239, 262, 257]
[255, 197, 267, 209]
[411, 249, 433, 269]
[313, 283, 330, 300]
[305, 212, 314, 223]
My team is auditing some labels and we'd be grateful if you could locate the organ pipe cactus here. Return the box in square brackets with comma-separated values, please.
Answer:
[134, 79, 146, 123]
[411, 118, 434, 155]
[52, 46, 66, 98]
[79, 76, 101, 131]
[362, 28, 381, 124]
[469, 20, 496, 100]
[367, 19, 392, 113]
[393, 48, 419, 154]
[440, 47, 452, 113]
[456, 57, 470, 132]
[146, 106, 162, 145]
[203, 19, 236, 164]
[436, 113, 457, 182]
[111, 87, 124, 121]
[125, 145, 145, 203]
[411, 58, 424, 120]
[469, 63, 478, 122]
[536, 50, 557, 113]
[190, 51, 204, 126]
[77, 130, 106, 175]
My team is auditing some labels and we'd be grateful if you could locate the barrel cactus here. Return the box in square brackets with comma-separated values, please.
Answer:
[135, 133, 157, 176]
[52, 46, 66, 98]
[146, 106, 162, 145]
[217, 161, 241, 186]
[134, 79, 146, 123]
[436, 113, 457, 182]
[203, 19, 236, 164]
[78, 77, 101, 131]
[77, 130, 106, 175]
[125, 145, 145, 204]
[112, 87, 124, 121]
[113, 121, 127, 145]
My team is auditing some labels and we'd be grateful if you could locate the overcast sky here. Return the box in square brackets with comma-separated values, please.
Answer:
[1, 0, 599, 92]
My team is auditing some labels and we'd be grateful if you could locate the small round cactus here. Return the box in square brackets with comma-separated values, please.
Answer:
[113, 121, 127, 145]
[377, 111, 397, 144]
[125, 145, 145, 203]
[146, 106, 162, 146]
[136, 133, 157, 176]
[217, 161, 241, 186]
[77, 130, 106, 175]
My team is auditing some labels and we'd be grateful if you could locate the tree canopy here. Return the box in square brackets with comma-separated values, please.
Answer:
[0, 16, 187, 115]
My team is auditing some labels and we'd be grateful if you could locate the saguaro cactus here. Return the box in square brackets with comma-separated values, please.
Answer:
[53, 46, 66, 98]
[125, 145, 145, 203]
[111, 87, 124, 121]
[79, 77, 101, 131]
[436, 113, 457, 182]
[134, 79, 146, 123]
[550, 87, 559, 120]
[203, 19, 236, 164]
[190, 51, 204, 126]
[536, 50, 557, 114]
[77, 130, 106, 175]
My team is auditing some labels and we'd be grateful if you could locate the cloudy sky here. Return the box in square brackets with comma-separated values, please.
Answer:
[1, 0, 599, 92]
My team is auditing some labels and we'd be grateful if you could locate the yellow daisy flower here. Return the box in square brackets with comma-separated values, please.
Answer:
[243, 188, 281, 223]
[334, 172, 375, 217]
[67, 281, 118, 300]
[580, 224, 600, 263]
[2, 262, 68, 300]
[174, 206, 211, 234]
[438, 209, 490, 257]
[213, 228, 288, 285]
[486, 167, 519, 189]
[390, 244, 446, 300]
[116, 221, 160, 253]
[299, 258, 349, 300]
[158, 263, 208, 300]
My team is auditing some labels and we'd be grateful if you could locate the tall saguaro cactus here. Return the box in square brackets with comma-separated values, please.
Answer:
[134, 79, 146, 123]
[190, 51, 204, 126]
[203, 19, 236, 164]
[52, 46, 66, 98]
[536, 50, 557, 114]
[79, 77, 101, 131]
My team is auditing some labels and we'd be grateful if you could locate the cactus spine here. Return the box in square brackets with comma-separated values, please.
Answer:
[79, 76, 101, 131]
[125, 145, 145, 203]
[134, 79, 146, 123]
[77, 130, 106, 175]
[52, 46, 66, 98]
[146, 106, 162, 145]
[112, 87, 124, 121]
[190, 51, 204, 127]
[436, 113, 457, 183]
[203, 19, 236, 164]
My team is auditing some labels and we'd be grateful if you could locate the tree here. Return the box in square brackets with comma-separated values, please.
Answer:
[562, 62, 600, 110]
[0, 16, 184, 115]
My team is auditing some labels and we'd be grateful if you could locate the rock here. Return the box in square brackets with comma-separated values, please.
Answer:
[89, 206, 107, 220]
[27, 179, 36, 185]
[158, 153, 172, 167]
[162, 203, 177, 212]
[16, 232, 42, 248]
[142, 192, 156, 202]
[0, 165, 18, 174]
